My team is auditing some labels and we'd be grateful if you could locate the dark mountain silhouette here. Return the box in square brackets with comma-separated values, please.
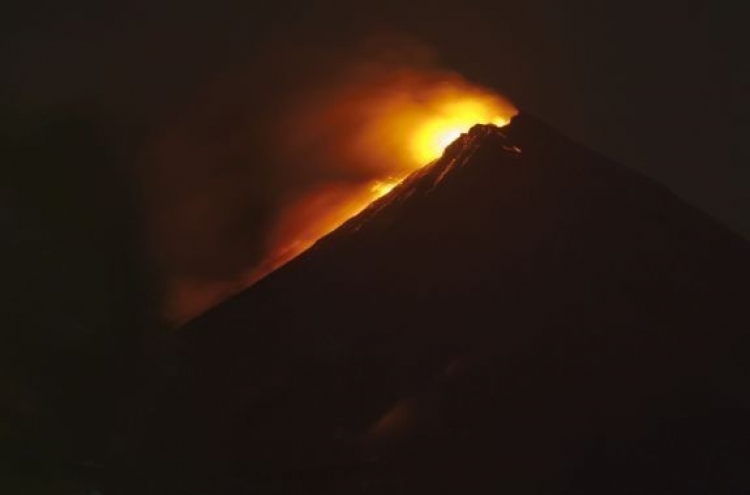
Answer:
[114, 114, 750, 494]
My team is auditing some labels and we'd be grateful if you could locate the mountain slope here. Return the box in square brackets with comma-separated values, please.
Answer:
[116, 114, 750, 494]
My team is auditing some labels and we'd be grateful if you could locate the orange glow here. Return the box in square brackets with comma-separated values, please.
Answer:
[153, 56, 517, 324]
[294, 74, 516, 178]
[258, 77, 515, 289]
[370, 179, 400, 197]
[410, 98, 511, 164]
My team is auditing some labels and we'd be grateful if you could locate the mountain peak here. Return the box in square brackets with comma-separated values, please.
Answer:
[121, 113, 750, 495]
[313, 122, 522, 248]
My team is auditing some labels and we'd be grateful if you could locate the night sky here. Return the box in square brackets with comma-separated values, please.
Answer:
[4, 0, 748, 235]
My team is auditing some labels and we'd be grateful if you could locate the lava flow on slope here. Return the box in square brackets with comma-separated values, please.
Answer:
[251, 81, 516, 291]
[115, 113, 750, 495]
[157, 69, 517, 325]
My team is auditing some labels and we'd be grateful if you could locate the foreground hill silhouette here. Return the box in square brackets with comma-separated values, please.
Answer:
[115, 114, 750, 494]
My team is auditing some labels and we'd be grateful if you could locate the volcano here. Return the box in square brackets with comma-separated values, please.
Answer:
[117, 114, 750, 494]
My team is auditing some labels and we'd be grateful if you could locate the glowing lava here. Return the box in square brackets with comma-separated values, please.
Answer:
[262, 73, 516, 290]
[410, 97, 511, 164]
[370, 179, 399, 197]
[157, 61, 517, 324]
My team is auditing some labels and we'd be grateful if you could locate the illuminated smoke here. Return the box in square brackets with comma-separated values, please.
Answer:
[142, 39, 516, 324]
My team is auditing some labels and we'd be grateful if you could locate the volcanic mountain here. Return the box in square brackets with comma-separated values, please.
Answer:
[116, 114, 750, 494]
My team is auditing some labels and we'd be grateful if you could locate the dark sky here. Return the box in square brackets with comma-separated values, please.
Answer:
[3, 0, 748, 238]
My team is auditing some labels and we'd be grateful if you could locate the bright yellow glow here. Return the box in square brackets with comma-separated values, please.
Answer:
[247, 71, 517, 311]
[370, 179, 399, 197]
[159, 61, 519, 324]
[410, 97, 512, 164]
[263, 80, 516, 289]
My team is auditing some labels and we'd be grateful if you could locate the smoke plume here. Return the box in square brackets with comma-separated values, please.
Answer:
[141, 37, 515, 324]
